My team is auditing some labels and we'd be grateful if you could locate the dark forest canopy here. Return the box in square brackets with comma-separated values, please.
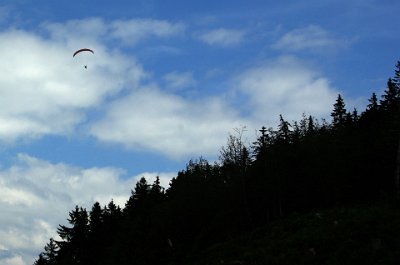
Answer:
[34, 61, 400, 265]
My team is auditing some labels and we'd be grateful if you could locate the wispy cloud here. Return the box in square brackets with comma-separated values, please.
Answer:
[163, 71, 196, 90]
[197, 28, 246, 47]
[110, 19, 186, 45]
[43, 17, 186, 46]
[272, 25, 350, 52]
[42, 18, 108, 43]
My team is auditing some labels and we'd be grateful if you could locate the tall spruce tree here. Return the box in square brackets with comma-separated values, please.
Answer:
[34, 238, 58, 265]
[56, 206, 89, 264]
[367, 93, 379, 111]
[331, 94, 347, 127]
[277, 115, 292, 144]
[380, 78, 400, 112]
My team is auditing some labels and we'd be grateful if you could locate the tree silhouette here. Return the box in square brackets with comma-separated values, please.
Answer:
[331, 94, 347, 127]
[55, 206, 89, 264]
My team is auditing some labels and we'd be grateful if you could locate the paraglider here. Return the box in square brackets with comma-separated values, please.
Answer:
[73, 48, 94, 69]
[73, 48, 94, 57]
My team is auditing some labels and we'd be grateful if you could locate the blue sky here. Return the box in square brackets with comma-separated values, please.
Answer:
[0, 1, 398, 264]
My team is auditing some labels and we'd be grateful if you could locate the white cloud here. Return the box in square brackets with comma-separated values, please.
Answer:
[0, 18, 247, 159]
[0, 256, 25, 265]
[0, 153, 172, 265]
[110, 19, 186, 45]
[0, 25, 146, 143]
[0, 19, 342, 161]
[197, 28, 246, 47]
[163, 71, 196, 90]
[272, 25, 348, 52]
[237, 56, 339, 125]
[41, 18, 108, 44]
[90, 85, 246, 159]
[43, 17, 186, 47]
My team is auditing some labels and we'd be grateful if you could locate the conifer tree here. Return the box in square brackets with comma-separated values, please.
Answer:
[360, 93, 380, 129]
[89, 202, 103, 235]
[307, 115, 316, 136]
[331, 94, 347, 127]
[33, 254, 48, 265]
[34, 238, 58, 265]
[56, 206, 89, 264]
[43, 238, 58, 265]
[124, 177, 149, 216]
[252, 126, 272, 160]
[367, 93, 379, 111]
[380, 78, 400, 112]
[277, 115, 292, 144]
[393, 60, 400, 87]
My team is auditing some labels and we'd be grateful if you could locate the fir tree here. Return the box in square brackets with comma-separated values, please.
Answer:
[331, 94, 347, 127]
[56, 206, 89, 264]
[380, 78, 400, 112]
[367, 92, 379, 111]
[34, 238, 58, 265]
[277, 115, 292, 144]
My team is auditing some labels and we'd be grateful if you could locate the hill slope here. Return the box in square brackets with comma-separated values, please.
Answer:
[183, 202, 400, 265]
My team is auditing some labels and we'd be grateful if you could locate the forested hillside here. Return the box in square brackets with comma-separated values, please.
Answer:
[34, 61, 400, 265]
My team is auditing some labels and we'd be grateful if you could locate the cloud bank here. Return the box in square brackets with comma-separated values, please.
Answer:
[90, 86, 246, 159]
[0, 18, 341, 158]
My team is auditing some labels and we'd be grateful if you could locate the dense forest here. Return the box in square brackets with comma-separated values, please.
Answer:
[34, 62, 400, 265]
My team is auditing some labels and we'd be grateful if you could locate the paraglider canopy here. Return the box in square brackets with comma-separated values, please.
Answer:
[73, 48, 94, 69]
[73, 48, 94, 57]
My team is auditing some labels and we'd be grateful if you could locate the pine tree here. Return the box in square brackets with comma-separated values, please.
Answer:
[387, 61, 400, 201]
[33, 254, 48, 265]
[277, 115, 292, 143]
[135, 177, 150, 199]
[331, 94, 347, 127]
[89, 202, 103, 235]
[57, 206, 89, 244]
[105, 199, 121, 218]
[43, 238, 58, 265]
[34, 237, 59, 265]
[360, 93, 381, 129]
[380, 78, 400, 112]
[56, 206, 89, 264]
[393, 60, 400, 87]
[306, 115, 316, 136]
[150, 176, 163, 195]
[367, 93, 379, 111]
[86, 202, 104, 263]
[252, 126, 272, 160]
[125, 177, 150, 216]
[149, 176, 165, 205]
